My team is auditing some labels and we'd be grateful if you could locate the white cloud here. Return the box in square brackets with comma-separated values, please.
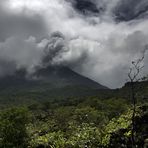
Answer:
[0, 36, 45, 75]
[0, 0, 148, 88]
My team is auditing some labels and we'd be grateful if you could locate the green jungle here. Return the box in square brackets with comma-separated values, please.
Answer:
[0, 80, 148, 148]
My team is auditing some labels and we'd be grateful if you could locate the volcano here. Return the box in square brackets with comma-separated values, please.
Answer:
[0, 66, 107, 90]
[0, 66, 108, 101]
[34, 66, 108, 89]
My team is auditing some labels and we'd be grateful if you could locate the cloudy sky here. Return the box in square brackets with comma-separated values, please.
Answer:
[0, 0, 148, 88]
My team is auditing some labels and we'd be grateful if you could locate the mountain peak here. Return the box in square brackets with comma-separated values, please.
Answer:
[34, 66, 108, 89]
[0, 66, 108, 91]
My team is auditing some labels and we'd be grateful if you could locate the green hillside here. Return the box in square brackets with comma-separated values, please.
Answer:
[0, 85, 148, 147]
[0, 71, 148, 148]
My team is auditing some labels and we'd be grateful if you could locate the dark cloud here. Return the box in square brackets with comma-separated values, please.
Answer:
[114, 0, 148, 21]
[69, 0, 101, 15]
[69, 0, 148, 22]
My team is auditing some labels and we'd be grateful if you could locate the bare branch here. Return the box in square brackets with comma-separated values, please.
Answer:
[127, 45, 147, 148]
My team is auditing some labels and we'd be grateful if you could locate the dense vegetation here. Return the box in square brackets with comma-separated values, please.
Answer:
[0, 81, 148, 148]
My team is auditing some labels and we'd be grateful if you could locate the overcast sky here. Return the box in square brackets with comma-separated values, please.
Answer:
[0, 0, 148, 88]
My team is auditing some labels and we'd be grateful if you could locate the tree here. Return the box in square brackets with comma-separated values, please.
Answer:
[0, 107, 30, 148]
[128, 46, 148, 148]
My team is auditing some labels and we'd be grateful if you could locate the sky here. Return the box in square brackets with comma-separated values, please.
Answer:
[0, 0, 148, 88]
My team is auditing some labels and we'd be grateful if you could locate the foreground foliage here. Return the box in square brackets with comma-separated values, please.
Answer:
[0, 107, 30, 148]
[0, 96, 147, 148]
